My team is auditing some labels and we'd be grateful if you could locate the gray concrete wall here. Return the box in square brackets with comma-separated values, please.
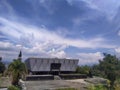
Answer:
[25, 58, 79, 72]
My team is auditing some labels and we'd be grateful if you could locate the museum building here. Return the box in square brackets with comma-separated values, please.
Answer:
[25, 57, 79, 75]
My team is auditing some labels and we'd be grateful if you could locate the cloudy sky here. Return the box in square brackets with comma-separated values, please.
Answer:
[0, 0, 120, 65]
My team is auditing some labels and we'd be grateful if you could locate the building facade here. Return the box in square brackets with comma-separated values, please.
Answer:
[25, 58, 79, 75]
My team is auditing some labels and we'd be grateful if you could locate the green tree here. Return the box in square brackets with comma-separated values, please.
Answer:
[0, 59, 6, 74]
[8, 85, 20, 90]
[97, 53, 120, 90]
[7, 59, 27, 85]
[76, 65, 91, 75]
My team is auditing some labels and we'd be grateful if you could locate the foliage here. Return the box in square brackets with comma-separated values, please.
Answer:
[87, 84, 107, 90]
[0, 59, 6, 74]
[98, 54, 120, 89]
[76, 65, 93, 77]
[56, 88, 77, 90]
[7, 85, 20, 90]
[91, 53, 120, 90]
[114, 79, 120, 90]
[7, 59, 27, 85]
[92, 65, 102, 77]
[76, 53, 120, 90]
[76, 65, 90, 74]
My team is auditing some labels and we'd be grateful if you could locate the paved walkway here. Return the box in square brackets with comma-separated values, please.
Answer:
[25, 79, 88, 90]
[0, 88, 7, 90]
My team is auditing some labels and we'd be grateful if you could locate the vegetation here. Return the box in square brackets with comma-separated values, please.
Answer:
[76, 65, 90, 75]
[87, 84, 107, 90]
[7, 85, 20, 90]
[56, 88, 77, 90]
[76, 65, 93, 77]
[7, 59, 27, 85]
[0, 59, 6, 74]
[77, 53, 120, 90]
[93, 53, 120, 89]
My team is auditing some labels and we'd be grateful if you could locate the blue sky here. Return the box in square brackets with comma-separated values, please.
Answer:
[0, 0, 120, 65]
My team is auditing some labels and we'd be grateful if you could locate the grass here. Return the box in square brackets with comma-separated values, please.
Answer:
[56, 88, 77, 90]
[7, 85, 20, 90]
[87, 84, 107, 90]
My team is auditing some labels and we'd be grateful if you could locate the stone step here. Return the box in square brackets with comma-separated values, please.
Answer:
[54, 75, 61, 80]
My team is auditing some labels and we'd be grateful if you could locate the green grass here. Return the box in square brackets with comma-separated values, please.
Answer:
[56, 88, 77, 90]
[87, 84, 107, 90]
[7, 85, 20, 90]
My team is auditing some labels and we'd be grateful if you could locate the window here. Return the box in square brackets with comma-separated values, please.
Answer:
[41, 59, 43, 63]
[69, 60, 70, 63]
[47, 60, 49, 63]
[35, 59, 37, 63]
[64, 60, 65, 63]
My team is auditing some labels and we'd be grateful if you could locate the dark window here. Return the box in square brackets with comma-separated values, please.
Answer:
[47, 60, 49, 63]
[35, 59, 37, 63]
[64, 60, 65, 63]
[51, 63, 61, 70]
[41, 60, 43, 63]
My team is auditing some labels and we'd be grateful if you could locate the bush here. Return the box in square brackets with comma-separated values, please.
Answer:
[56, 88, 77, 90]
[76, 65, 90, 75]
[114, 79, 120, 90]
[7, 85, 20, 90]
[87, 84, 107, 90]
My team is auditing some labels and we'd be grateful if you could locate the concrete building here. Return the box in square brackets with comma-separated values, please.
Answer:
[25, 57, 79, 75]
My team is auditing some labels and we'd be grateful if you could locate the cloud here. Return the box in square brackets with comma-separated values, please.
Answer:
[83, 0, 120, 18]
[0, 16, 115, 62]
[115, 47, 120, 53]
[77, 52, 103, 65]
[0, 0, 16, 18]
[0, 17, 115, 49]
[0, 41, 67, 61]
[0, 0, 119, 64]
[48, 48, 66, 58]
[113, 47, 120, 58]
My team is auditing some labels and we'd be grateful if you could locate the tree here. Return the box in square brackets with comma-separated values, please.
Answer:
[97, 53, 120, 90]
[0, 58, 6, 74]
[76, 65, 91, 75]
[7, 59, 27, 85]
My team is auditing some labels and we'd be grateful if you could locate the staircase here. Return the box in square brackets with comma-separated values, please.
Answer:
[54, 75, 61, 80]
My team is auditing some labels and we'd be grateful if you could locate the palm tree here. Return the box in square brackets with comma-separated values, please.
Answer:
[7, 59, 27, 85]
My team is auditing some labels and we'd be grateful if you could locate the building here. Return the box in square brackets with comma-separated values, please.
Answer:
[0, 57, 2, 61]
[25, 57, 79, 75]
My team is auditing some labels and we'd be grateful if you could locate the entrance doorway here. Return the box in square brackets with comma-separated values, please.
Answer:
[50, 63, 61, 75]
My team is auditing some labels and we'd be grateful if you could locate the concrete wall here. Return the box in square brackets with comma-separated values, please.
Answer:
[25, 58, 79, 72]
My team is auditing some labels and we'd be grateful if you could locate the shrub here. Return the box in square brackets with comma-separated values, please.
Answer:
[7, 85, 20, 90]
[56, 88, 77, 90]
[87, 84, 107, 90]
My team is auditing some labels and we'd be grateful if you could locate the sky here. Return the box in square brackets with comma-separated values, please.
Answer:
[0, 0, 120, 65]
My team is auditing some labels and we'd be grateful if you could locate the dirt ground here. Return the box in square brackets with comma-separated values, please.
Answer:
[0, 77, 11, 88]
[25, 79, 89, 90]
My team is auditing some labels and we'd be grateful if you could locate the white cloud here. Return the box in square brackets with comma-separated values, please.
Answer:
[118, 31, 120, 36]
[0, 41, 67, 61]
[82, 0, 120, 18]
[0, 17, 114, 49]
[77, 52, 103, 65]
[115, 47, 120, 53]
[66, 0, 74, 5]
[114, 47, 120, 57]
[48, 48, 66, 58]
[0, 16, 116, 63]
[113, 47, 120, 58]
